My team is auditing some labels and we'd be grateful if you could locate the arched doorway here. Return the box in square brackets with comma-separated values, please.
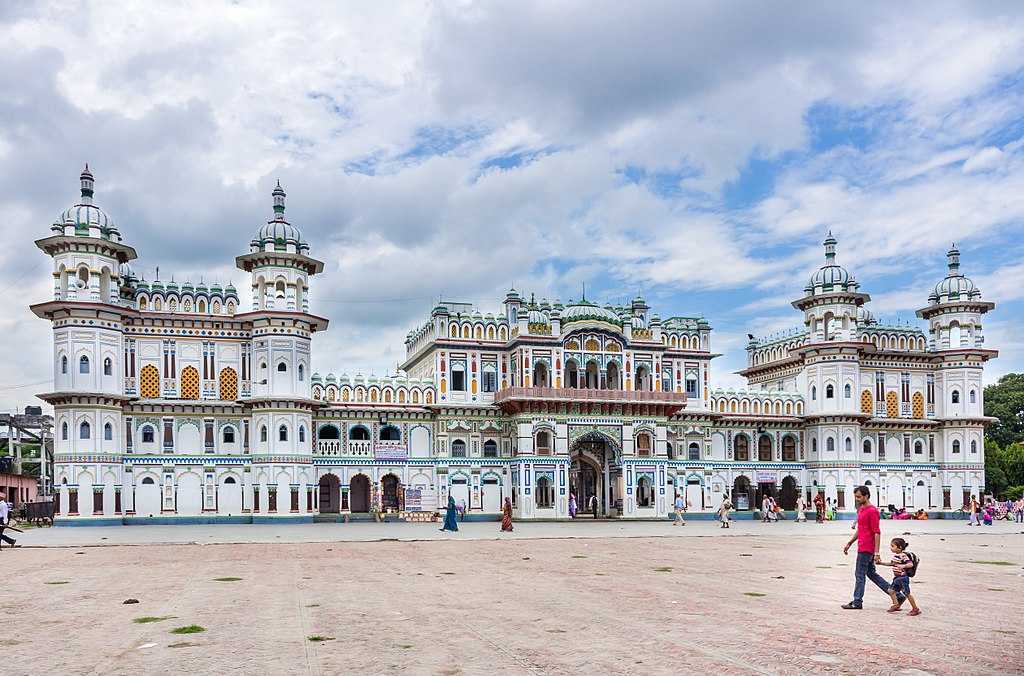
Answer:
[349, 474, 370, 513]
[569, 431, 621, 518]
[566, 360, 579, 388]
[382, 473, 401, 511]
[319, 474, 340, 513]
[635, 365, 650, 391]
[533, 362, 549, 387]
[732, 476, 753, 510]
[636, 475, 654, 508]
[585, 361, 600, 389]
[218, 475, 243, 515]
[780, 476, 798, 510]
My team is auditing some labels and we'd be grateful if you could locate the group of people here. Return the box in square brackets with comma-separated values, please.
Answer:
[966, 495, 1024, 525]
[438, 495, 516, 533]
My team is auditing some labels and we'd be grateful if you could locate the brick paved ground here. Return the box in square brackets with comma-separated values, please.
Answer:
[4, 524, 1022, 675]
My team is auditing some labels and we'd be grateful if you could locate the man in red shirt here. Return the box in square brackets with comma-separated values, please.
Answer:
[842, 485, 900, 610]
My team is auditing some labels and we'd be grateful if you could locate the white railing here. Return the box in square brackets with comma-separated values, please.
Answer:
[317, 440, 342, 455]
[348, 440, 372, 456]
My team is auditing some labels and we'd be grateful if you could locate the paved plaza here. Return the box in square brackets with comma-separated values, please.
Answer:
[5, 520, 1023, 675]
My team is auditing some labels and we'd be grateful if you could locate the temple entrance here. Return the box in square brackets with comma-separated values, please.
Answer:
[755, 481, 777, 511]
[318, 474, 340, 513]
[382, 474, 401, 512]
[732, 476, 753, 510]
[349, 474, 370, 513]
[780, 476, 798, 510]
[569, 431, 621, 518]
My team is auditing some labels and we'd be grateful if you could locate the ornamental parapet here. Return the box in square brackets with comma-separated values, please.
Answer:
[494, 386, 687, 406]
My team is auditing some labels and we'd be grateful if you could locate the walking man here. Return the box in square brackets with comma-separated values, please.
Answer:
[590, 494, 598, 519]
[673, 493, 686, 526]
[0, 492, 15, 550]
[842, 485, 900, 610]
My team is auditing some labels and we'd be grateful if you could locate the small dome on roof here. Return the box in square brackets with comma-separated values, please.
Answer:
[52, 165, 121, 242]
[931, 244, 981, 304]
[250, 181, 309, 253]
[561, 300, 623, 326]
[806, 232, 858, 294]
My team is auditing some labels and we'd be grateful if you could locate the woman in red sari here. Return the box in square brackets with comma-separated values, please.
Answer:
[500, 497, 514, 532]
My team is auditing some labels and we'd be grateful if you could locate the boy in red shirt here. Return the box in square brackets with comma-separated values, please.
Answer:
[841, 485, 900, 610]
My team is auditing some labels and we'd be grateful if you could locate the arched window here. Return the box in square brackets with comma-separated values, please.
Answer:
[141, 477, 155, 485]
[811, 437, 818, 454]
[141, 425, 155, 443]
[380, 425, 401, 441]
[863, 439, 872, 454]
[845, 437, 852, 453]
[734, 435, 749, 461]
[535, 430, 551, 454]
[223, 426, 235, 443]
[451, 439, 467, 457]
[79, 355, 90, 374]
[61, 421, 68, 440]
[811, 386, 817, 400]
[318, 425, 340, 440]
[635, 432, 652, 456]
[532, 361, 549, 387]
[483, 440, 498, 458]
[298, 364, 304, 381]
[758, 435, 772, 461]
[844, 384, 851, 398]
[451, 364, 466, 391]
[782, 435, 796, 461]
[969, 390, 976, 403]
[103, 357, 113, 376]
[260, 425, 268, 443]
[79, 421, 91, 439]
[826, 437, 835, 453]
[688, 442, 700, 461]
[825, 384, 834, 399]
[61, 356, 68, 374]
[277, 362, 287, 372]
[198, 299, 207, 313]
[103, 422, 112, 441]
[951, 390, 960, 404]
[349, 425, 370, 440]
[298, 426, 306, 443]
[952, 440, 961, 453]
[636, 476, 653, 508]
[278, 425, 288, 442]
[914, 440, 923, 454]
[970, 440, 977, 453]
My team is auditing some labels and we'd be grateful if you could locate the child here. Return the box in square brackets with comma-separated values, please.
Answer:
[879, 537, 921, 616]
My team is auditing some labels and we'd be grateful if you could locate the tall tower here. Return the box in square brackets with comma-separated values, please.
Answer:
[235, 183, 327, 503]
[917, 246, 996, 489]
[32, 166, 137, 518]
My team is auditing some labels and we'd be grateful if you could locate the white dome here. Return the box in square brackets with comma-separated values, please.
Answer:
[806, 233, 857, 294]
[51, 165, 122, 242]
[930, 245, 981, 304]
[250, 181, 309, 253]
[560, 300, 623, 325]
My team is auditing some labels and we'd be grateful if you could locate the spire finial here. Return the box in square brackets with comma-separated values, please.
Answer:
[80, 163, 95, 204]
[272, 180, 286, 219]
[582, 281, 586, 302]
[823, 230, 837, 262]
[947, 243, 961, 274]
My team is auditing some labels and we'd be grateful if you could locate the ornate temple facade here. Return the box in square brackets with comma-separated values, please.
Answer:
[35, 168, 996, 523]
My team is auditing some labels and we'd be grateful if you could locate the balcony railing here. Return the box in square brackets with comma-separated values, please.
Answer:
[494, 386, 687, 405]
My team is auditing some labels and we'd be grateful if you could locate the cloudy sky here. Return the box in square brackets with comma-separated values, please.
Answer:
[3, 2, 1024, 412]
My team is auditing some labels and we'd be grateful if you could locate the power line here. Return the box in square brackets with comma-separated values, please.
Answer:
[0, 379, 53, 392]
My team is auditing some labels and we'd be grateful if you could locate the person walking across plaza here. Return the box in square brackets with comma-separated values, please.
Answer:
[761, 494, 771, 523]
[718, 497, 732, 528]
[880, 537, 921, 616]
[0, 493, 15, 550]
[968, 496, 980, 526]
[842, 485, 900, 610]
[795, 494, 807, 522]
[500, 497, 514, 532]
[589, 494, 598, 519]
[814, 492, 825, 523]
[673, 493, 687, 526]
[568, 492, 578, 519]
[439, 495, 459, 533]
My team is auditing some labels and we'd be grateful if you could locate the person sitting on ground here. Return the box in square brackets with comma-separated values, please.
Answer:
[914, 509, 928, 520]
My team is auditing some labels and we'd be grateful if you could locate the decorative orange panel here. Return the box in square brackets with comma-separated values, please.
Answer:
[885, 391, 898, 418]
[140, 364, 160, 399]
[180, 366, 199, 399]
[860, 389, 872, 415]
[912, 392, 924, 419]
[219, 367, 238, 400]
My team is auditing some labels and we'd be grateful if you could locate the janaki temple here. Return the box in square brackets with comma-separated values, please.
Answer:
[33, 167, 996, 524]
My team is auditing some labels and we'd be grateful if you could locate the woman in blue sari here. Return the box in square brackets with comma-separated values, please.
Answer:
[440, 495, 459, 532]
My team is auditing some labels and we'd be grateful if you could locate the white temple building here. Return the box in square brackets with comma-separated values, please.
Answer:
[33, 167, 996, 523]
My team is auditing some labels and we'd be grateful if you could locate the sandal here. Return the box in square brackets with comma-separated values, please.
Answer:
[908, 609, 921, 616]
[887, 604, 902, 612]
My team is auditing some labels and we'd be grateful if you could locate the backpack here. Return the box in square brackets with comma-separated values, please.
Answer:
[905, 551, 920, 578]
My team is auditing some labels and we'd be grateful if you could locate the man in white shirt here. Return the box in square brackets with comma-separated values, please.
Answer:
[0, 493, 15, 549]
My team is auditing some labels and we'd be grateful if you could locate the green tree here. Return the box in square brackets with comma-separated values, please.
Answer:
[984, 373, 1024, 448]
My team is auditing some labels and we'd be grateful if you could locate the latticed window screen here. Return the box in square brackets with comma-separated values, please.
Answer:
[860, 390, 873, 415]
[885, 391, 899, 418]
[180, 366, 200, 399]
[219, 367, 238, 400]
[140, 364, 160, 399]
[912, 392, 924, 419]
